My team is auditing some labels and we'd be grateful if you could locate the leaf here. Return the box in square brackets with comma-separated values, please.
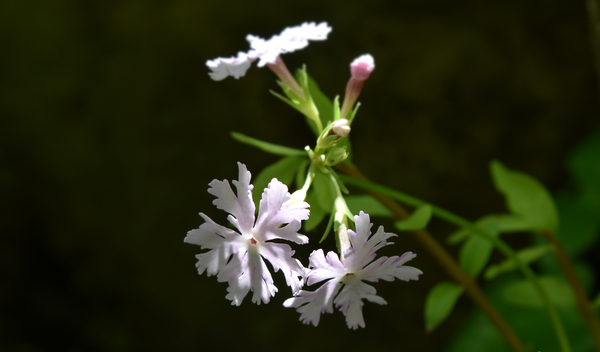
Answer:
[306, 73, 333, 135]
[312, 168, 337, 213]
[344, 195, 392, 218]
[304, 190, 326, 232]
[458, 216, 500, 277]
[252, 156, 306, 209]
[494, 215, 535, 233]
[231, 132, 306, 156]
[490, 160, 559, 232]
[425, 281, 464, 332]
[447, 227, 471, 245]
[394, 204, 433, 231]
[484, 245, 552, 280]
[502, 276, 575, 309]
[448, 215, 528, 245]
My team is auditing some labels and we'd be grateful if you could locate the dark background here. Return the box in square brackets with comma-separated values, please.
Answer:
[1, 0, 599, 351]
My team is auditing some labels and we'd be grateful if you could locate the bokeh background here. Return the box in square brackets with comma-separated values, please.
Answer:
[2, 0, 599, 351]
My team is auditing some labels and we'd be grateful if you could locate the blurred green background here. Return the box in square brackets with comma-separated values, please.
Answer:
[1, 0, 599, 351]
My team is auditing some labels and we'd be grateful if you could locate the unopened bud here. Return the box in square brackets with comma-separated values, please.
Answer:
[350, 54, 375, 80]
[332, 119, 351, 138]
[325, 147, 348, 166]
[340, 54, 375, 119]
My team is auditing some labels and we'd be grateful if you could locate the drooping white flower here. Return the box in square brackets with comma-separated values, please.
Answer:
[284, 211, 422, 329]
[206, 22, 331, 81]
[184, 162, 310, 305]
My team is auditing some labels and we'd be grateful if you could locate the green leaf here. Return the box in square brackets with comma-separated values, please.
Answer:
[447, 227, 471, 245]
[485, 245, 552, 280]
[490, 160, 559, 232]
[394, 204, 432, 231]
[312, 168, 337, 213]
[304, 190, 326, 232]
[344, 195, 393, 218]
[304, 169, 337, 232]
[231, 132, 306, 156]
[425, 281, 464, 332]
[252, 156, 306, 209]
[306, 73, 333, 135]
[458, 217, 500, 277]
[494, 215, 535, 233]
[502, 276, 575, 309]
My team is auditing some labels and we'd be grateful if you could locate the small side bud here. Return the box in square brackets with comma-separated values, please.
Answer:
[325, 147, 348, 166]
[332, 119, 351, 138]
[317, 134, 338, 149]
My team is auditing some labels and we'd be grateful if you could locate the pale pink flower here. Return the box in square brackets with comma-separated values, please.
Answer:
[185, 162, 310, 305]
[284, 211, 422, 329]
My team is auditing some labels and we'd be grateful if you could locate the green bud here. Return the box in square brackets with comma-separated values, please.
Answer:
[325, 147, 349, 166]
[317, 134, 337, 149]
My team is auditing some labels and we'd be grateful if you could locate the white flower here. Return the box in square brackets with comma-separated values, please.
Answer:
[283, 211, 422, 329]
[184, 162, 310, 305]
[206, 22, 332, 80]
[247, 22, 332, 67]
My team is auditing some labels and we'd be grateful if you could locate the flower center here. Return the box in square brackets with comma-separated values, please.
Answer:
[341, 272, 360, 284]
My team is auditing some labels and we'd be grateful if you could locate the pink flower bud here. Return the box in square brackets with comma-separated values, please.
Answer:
[350, 54, 375, 80]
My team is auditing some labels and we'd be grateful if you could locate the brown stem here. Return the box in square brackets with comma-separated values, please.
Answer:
[336, 162, 524, 351]
[541, 230, 600, 351]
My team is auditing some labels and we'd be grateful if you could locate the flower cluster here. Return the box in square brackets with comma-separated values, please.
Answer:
[187, 22, 422, 330]
[186, 163, 422, 328]
[206, 22, 331, 81]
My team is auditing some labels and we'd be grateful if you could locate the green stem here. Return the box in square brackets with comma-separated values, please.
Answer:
[338, 174, 572, 352]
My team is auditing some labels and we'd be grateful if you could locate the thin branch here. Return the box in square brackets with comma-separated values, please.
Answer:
[541, 230, 600, 351]
[335, 162, 524, 352]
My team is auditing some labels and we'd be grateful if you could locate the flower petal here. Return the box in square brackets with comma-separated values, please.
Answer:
[307, 249, 345, 286]
[253, 178, 309, 243]
[208, 162, 255, 236]
[222, 249, 277, 305]
[334, 281, 387, 329]
[259, 242, 305, 293]
[184, 213, 245, 276]
[206, 52, 253, 80]
[283, 279, 343, 327]
[362, 252, 423, 283]
[247, 22, 332, 67]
